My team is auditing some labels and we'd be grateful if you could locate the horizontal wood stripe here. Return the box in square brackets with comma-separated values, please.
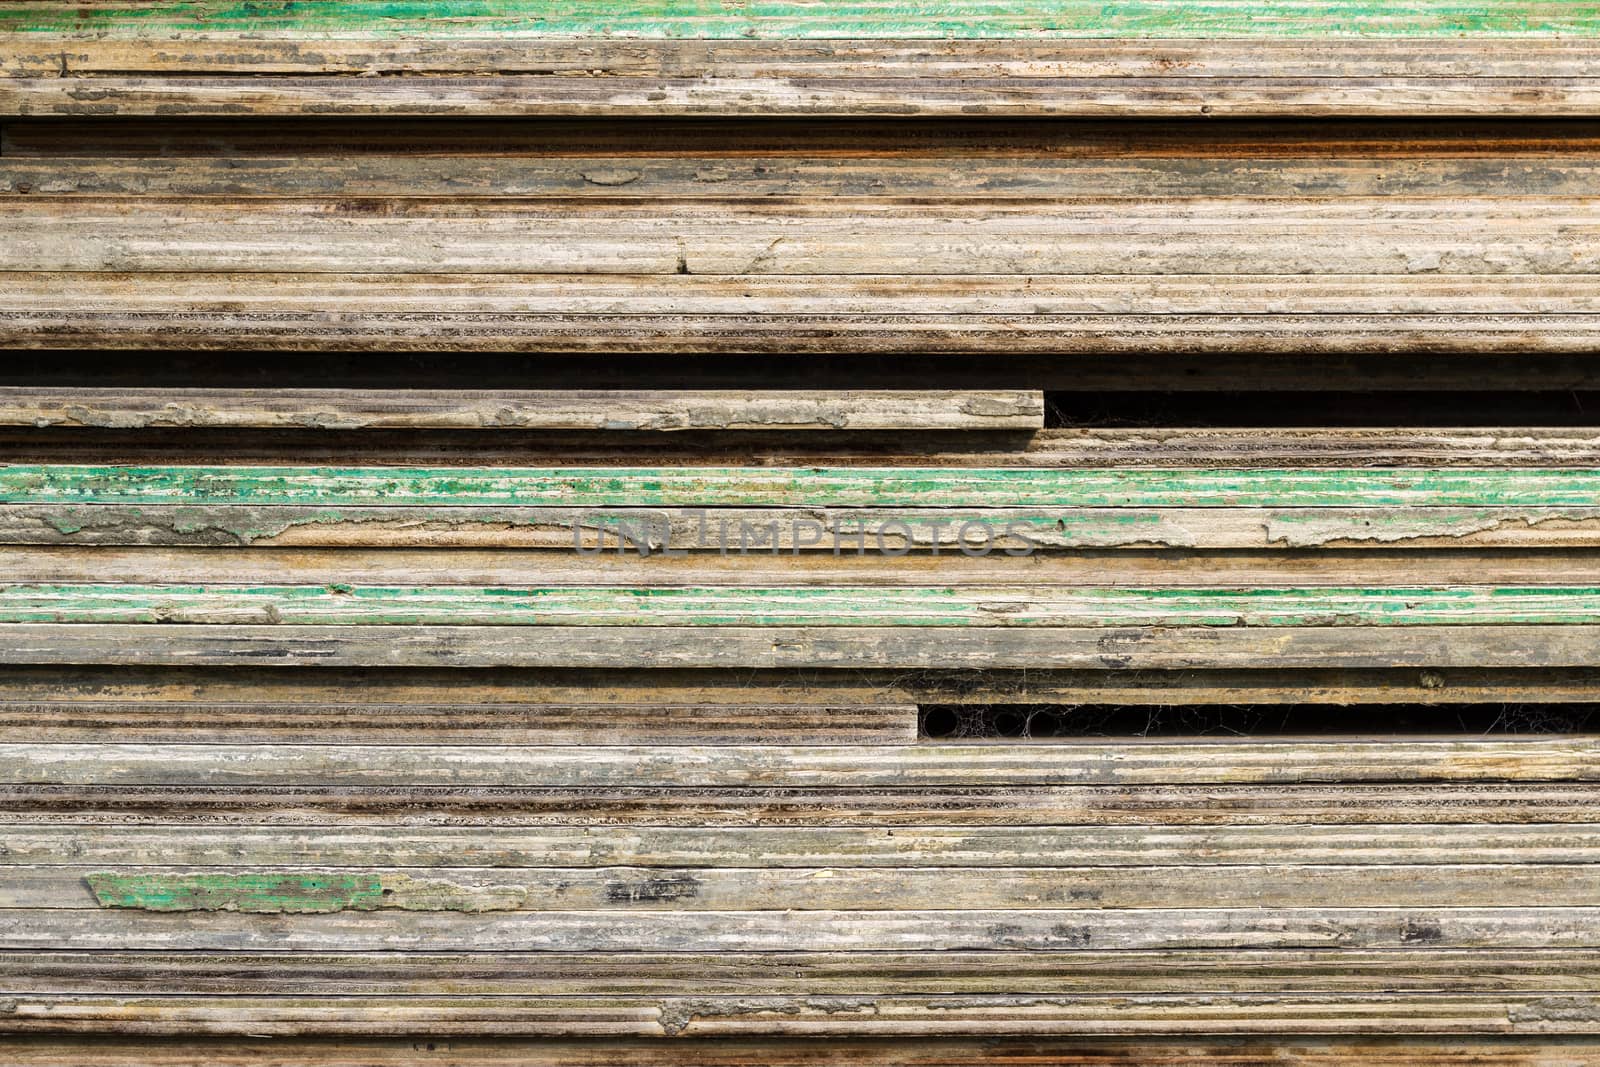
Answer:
[7, 504, 1600, 550]
[8, 948, 1599, 995]
[11, 622, 1600, 668]
[5, 3, 1596, 38]
[3, 1036, 1595, 1066]
[13, 158, 1600, 200]
[6, 741, 1597, 787]
[0, 389, 1040, 432]
[10, 75, 1600, 119]
[8, 666, 1597, 714]
[8, 993, 1600, 1038]
[21, 546, 1600, 587]
[9, 117, 1599, 157]
[1, 907, 1595, 953]
[15, 158, 1600, 199]
[11, 584, 1600, 627]
[8, 783, 1599, 827]
[16, 276, 1600, 317]
[14, 310, 1600, 353]
[11, 201, 1600, 276]
[0, 701, 918, 745]
[0, 864, 1571, 911]
[9, 824, 1598, 867]
[9, 465, 1600, 508]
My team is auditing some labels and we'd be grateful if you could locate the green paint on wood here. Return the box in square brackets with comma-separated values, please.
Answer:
[87, 871, 385, 913]
[4, 465, 1600, 508]
[19, 585, 1600, 627]
[2, 1, 1597, 37]
[86, 871, 537, 912]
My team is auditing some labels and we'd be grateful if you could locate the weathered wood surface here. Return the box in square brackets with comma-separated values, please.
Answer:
[10, 124, 1599, 352]
[5, 1036, 1600, 1066]
[16, 503, 1600, 549]
[9, 780, 1600, 826]
[8, 947, 1600, 994]
[0, 863, 1571, 911]
[4, 35, 1600, 117]
[22, 545, 1600, 586]
[9, 991, 1600, 1036]
[5, 906, 1598, 953]
[11, 823, 1600, 866]
[9, 665, 1599, 714]
[0, 389, 1040, 432]
[0, 697, 918, 745]
[14, 464, 1600, 507]
[9, 741, 1600, 787]
[6, 1035, 1598, 1066]
[13, 622, 1600, 668]
[8, 3, 1597, 38]
[16, 583, 1600, 627]
[10, 44, 1600, 1059]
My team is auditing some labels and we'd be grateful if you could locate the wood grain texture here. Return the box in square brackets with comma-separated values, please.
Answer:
[10, 583, 1600, 627]
[8, 4, 1598, 38]
[0, 389, 1040, 432]
[5, 38, 1600, 117]
[12, 464, 1600, 508]
[8, 991, 1600, 1037]
[13, 621, 1600, 668]
[7, 947, 1600, 994]
[5, 1036, 1598, 1066]
[8, 741, 1599, 787]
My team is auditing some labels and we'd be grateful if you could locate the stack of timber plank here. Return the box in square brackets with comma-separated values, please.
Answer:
[4, 3, 1600, 1065]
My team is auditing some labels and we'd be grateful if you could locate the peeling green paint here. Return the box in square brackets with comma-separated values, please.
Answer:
[87, 871, 385, 913]
[86, 871, 539, 912]
[5, 466, 1600, 508]
[19, 585, 1600, 627]
[3, 1, 1596, 37]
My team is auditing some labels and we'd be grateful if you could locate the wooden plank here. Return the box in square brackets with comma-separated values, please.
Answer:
[12, 305, 1599, 353]
[7, 4, 1598, 39]
[7, 622, 1600, 668]
[8, 665, 1600, 713]
[11, 156, 1600, 199]
[7, 824, 1598, 867]
[3, 907, 1596, 953]
[0, 700, 915, 745]
[7, 782, 1599, 827]
[3, 1035, 1596, 1066]
[8, 117, 1598, 158]
[12, 584, 1600, 627]
[3, 991, 1600, 1036]
[20, 155, 1600, 199]
[6, 36, 1600, 117]
[0, 863, 1589, 911]
[8, 504, 1600, 550]
[11, 465, 1600, 508]
[23, 546, 1600, 588]
[7, 947, 1600, 995]
[6, 741, 1598, 787]
[10, 72, 1600, 118]
[0, 389, 1040, 432]
[9, 200, 1600, 275]
[26, 427, 1600, 470]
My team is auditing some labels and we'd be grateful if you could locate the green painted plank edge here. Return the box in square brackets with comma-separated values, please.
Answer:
[13, 585, 1600, 626]
[3, 1, 1598, 38]
[5, 466, 1600, 508]
[87, 872, 385, 913]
